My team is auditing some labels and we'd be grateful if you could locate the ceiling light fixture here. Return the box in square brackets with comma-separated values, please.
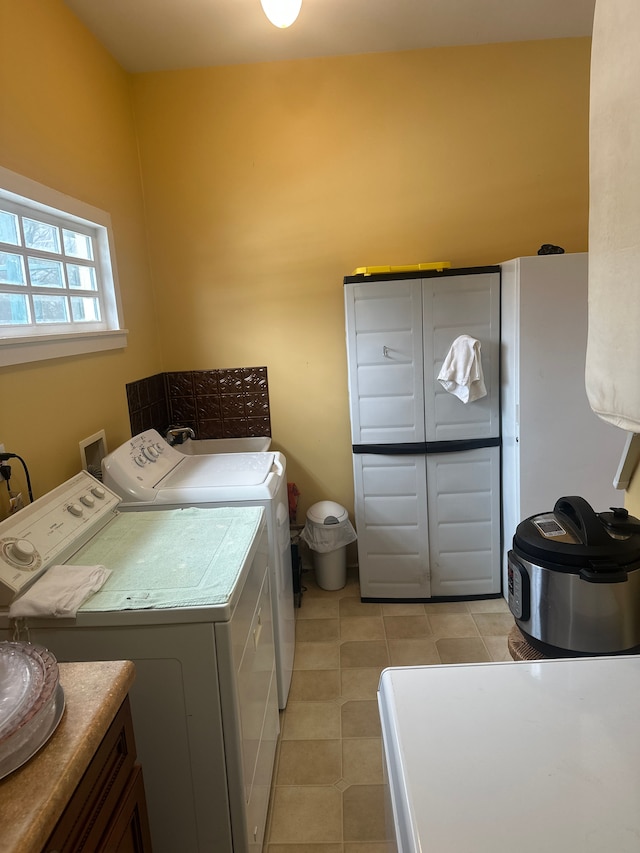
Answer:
[260, 0, 302, 28]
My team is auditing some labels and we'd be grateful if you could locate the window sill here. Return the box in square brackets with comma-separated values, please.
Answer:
[0, 329, 128, 367]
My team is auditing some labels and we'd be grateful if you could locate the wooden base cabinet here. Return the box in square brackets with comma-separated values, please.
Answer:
[97, 764, 151, 853]
[44, 696, 152, 853]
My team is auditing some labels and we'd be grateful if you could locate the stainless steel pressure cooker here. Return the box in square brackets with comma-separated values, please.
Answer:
[508, 496, 640, 656]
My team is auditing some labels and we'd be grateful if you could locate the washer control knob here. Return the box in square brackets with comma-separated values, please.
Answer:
[11, 539, 36, 564]
[67, 503, 84, 517]
[134, 455, 147, 467]
[91, 486, 106, 499]
[80, 494, 95, 507]
[143, 446, 159, 461]
[155, 443, 164, 454]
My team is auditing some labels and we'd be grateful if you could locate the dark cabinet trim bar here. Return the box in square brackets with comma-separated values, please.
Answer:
[352, 437, 501, 455]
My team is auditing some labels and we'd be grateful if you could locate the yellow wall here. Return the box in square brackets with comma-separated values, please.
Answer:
[132, 38, 592, 518]
[0, 0, 599, 523]
[627, 475, 640, 517]
[0, 0, 160, 508]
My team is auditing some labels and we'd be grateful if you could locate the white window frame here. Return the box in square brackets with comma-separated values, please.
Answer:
[0, 166, 127, 367]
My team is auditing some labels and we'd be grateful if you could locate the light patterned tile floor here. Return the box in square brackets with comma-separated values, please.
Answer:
[264, 566, 513, 852]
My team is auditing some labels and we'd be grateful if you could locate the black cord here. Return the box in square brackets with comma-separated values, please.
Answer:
[0, 453, 34, 503]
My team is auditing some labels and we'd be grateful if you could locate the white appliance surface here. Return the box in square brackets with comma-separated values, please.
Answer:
[0, 471, 279, 853]
[179, 435, 272, 454]
[102, 428, 295, 708]
[501, 253, 628, 594]
[102, 429, 276, 502]
[378, 658, 640, 853]
[162, 452, 274, 489]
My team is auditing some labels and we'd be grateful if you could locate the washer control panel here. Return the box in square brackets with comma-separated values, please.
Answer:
[0, 471, 120, 605]
[102, 429, 184, 498]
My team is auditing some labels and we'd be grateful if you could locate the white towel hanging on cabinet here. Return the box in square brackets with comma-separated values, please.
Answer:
[437, 335, 487, 403]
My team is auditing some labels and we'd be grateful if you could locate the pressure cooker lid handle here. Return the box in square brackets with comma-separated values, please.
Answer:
[599, 506, 640, 535]
[553, 496, 611, 546]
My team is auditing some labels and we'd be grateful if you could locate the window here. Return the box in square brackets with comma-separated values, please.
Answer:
[0, 166, 127, 366]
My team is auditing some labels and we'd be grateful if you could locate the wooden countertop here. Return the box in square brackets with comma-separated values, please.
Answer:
[0, 660, 135, 853]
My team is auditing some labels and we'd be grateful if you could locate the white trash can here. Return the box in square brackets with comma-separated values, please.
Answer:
[301, 501, 357, 590]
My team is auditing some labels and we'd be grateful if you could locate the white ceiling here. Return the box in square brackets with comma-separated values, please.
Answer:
[62, 0, 596, 73]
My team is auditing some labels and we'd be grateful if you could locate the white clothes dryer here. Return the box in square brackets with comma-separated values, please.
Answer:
[0, 471, 279, 853]
[102, 428, 294, 709]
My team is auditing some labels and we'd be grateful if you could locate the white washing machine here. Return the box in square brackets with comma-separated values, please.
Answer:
[102, 428, 295, 709]
[0, 472, 279, 853]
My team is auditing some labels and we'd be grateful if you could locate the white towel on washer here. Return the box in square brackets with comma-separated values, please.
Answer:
[9, 564, 112, 619]
[437, 335, 487, 403]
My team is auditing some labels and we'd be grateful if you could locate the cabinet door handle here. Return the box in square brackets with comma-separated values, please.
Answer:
[383, 345, 390, 358]
[253, 608, 263, 649]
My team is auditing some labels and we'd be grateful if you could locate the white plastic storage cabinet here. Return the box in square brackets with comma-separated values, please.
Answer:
[344, 269, 502, 600]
